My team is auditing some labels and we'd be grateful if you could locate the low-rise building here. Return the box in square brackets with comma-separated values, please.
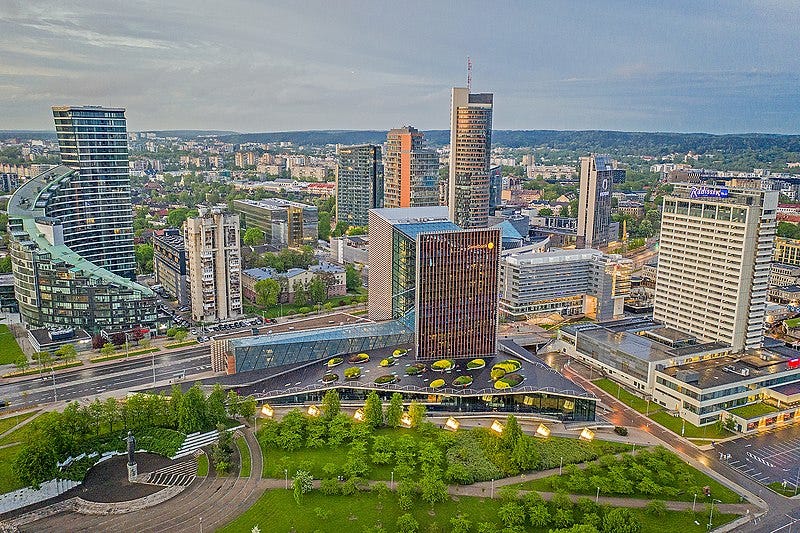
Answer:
[28, 327, 92, 355]
[770, 263, 800, 288]
[330, 235, 369, 265]
[242, 262, 347, 305]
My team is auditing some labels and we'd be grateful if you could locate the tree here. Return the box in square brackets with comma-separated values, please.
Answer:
[321, 389, 341, 420]
[135, 243, 154, 274]
[450, 515, 473, 533]
[396, 513, 420, 533]
[497, 502, 526, 529]
[166, 207, 198, 228]
[13, 440, 58, 488]
[644, 499, 667, 517]
[363, 391, 383, 428]
[293, 470, 313, 504]
[308, 277, 327, 304]
[293, 280, 308, 306]
[502, 415, 522, 450]
[345, 264, 362, 291]
[55, 343, 77, 363]
[418, 473, 448, 505]
[537, 207, 554, 216]
[34, 351, 52, 369]
[14, 356, 29, 372]
[408, 401, 426, 428]
[318, 211, 332, 241]
[212, 423, 234, 474]
[206, 384, 228, 426]
[602, 508, 641, 533]
[254, 278, 281, 307]
[385, 393, 403, 428]
[332, 220, 349, 237]
[100, 343, 115, 356]
[243, 227, 265, 246]
[237, 395, 257, 420]
[178, 384, 207, 433]
[173, 329, 188, 342]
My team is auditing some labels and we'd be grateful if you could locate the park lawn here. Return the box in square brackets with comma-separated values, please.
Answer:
[0, 324, 24, 365]
[164, 340, 198, 349]
[593, 378, 661, 415]
[236, 437, 251, 477]
[648, 411, 733, 440]
[0, 411, 37, 437]
[0, 417, 36, 446]
[767, 482, 798, 497]
[197, 453, 209, 477]
[0, 444, 25, 494]
[217, 488, 738, 533]
[727, 402, 779, 419]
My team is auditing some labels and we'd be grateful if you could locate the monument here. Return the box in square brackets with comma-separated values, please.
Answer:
[126, 430, 137, 481]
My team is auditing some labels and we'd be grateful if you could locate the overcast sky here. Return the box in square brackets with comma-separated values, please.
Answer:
[1, 1, 799, 134]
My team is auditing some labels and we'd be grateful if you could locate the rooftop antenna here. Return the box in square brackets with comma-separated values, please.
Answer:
[467, 56, 472, 91]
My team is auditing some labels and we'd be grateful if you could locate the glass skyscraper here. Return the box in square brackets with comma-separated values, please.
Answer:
[51, 106, 136, 279]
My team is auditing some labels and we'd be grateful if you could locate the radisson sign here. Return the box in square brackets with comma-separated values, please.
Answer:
[689, 186, 729, 199]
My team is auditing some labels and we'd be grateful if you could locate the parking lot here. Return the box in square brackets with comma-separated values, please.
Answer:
[716, 423, 800, 489]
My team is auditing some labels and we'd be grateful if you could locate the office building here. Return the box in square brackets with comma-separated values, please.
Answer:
[336, 144, 382, 226]
[489, 165, 502, 211]
[153, 228, 189, 307]
[367, 207, 456, 321]
[383, 127, 439, 209]
[185, 206, 242, 323]
[449, 88, 493, 228]
[415, 227, 500, 361]
[232, 198, 318, 250]
[577, 155, 614, 248]
[499, 247, 632, 321]
[0, 173, 19, 193]
[653, 184, 777, 351]
[51, 106, 136, 279]
[774, 237, 800, 266]
[8, 166, 157, 331]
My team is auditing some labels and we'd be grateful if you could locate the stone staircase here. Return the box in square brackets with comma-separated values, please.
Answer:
[144, 461, 195, 487]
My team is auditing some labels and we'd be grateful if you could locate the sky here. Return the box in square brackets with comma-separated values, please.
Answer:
[1, 0, 799, 134]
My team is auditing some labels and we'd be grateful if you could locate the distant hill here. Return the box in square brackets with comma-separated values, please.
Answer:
[220, 129, 800, 156]
[0, 131, 56, 141]
[137, 130, 238, 138]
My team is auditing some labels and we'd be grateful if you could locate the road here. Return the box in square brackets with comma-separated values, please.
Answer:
[0, 346, 211, 409]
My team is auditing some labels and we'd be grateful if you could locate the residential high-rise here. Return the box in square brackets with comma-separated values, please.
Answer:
[185, 206, 242, 323]
[232, 198, 318, 250]
[383, 127, 440, 209]
[415, 227, 500, 361]
[51, 106, 136, 279]
[448, 88, 493, 228]
[8, 166, 157, 331]
[153, 228, 189, 307]
[336, 144, 382, 227]
[577, 155, 614, 249]
[653, 184, 777, 351]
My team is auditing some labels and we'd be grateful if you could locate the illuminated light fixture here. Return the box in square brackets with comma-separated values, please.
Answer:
[353, 408, 365, 422]
[536, 423, 551, 438]
[261, 404, 274, 418]
[579, 428, 595, 441]
[445, 416, 460, 432]
[307, 405, 321, 417]
[490, 420, 504, 434]
[400, 412, 413, 428]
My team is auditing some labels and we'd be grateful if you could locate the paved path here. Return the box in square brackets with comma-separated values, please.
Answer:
[17, 427, 270, 533]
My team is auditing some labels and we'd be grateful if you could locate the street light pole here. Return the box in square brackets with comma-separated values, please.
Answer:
[692, 493, 697, 512]
[596, 487, 600, 504]
[707, 499, 721, 530]
[491, 479, 494, 499]
[284, 468, 288, 490]
[51, 370, 57, 402]
[152, 350, 156, 386]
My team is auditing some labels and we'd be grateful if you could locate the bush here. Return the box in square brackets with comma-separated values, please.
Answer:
[490, 368, 506, 381]
[405, 363, 426, 375]
[614, 426, 628, 436]
[492, 359, 521, 374]
[645, 499, 667, 517]
[327, 357, 343, 368]
[344, 367, 361, 379]
[379, 357, 396, 367]
[467, 358, 486, 370]
[494, 373, 524, 389]
[322, 373, 338, 383]
[348, 352, 369, 364]
[431, 359, 455, 371]
[374, 374, 398, 385]
[320, 477, 341, 495]
[393, 349, 409, 357]
[429, 379, 445, 389]
[452, 375, 473, 387]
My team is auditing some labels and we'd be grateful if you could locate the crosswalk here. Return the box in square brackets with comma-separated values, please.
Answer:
[144, 461, 196, 487]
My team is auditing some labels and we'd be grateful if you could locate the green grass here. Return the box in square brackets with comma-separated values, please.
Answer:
[0, 411, 37, 437]
[727, 402, 780, 419]
[0, 444, 25, 494]
[0, 417, 35, 446]
[236, 437, 251, 477]
[512, 448, 741, 504]
[244, 288, 367, 319]
[0, 325, 24, 365]
[164, 340, 198, 349]
[784, 317, 800, 328]
[2, 361, 83, 378]
[217, 488, 738, 533]
[648, 411, 733, 440]
[197, 453, 209, 476]
[767, 481, 798, 497]
[593, 378, 661, 414]
[90, 347, 160, 363]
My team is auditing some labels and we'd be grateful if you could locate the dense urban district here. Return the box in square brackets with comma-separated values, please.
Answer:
[0, 93, 800, 533]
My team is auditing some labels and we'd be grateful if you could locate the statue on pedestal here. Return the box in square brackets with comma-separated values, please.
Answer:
[125, 431, 137, 481]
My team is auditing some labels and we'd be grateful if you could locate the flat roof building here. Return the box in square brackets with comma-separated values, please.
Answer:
[152, 228, 189, 307]
[577, 155, 614, 248]
[336, 144, 382, 227]
[232, 198, 318, 250]
[384, 127, 439, 209]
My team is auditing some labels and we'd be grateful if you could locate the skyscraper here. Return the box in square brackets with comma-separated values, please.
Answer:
[448, 88, 493, 229]
[653, 184, 777, 351]
[185, 206, 243, 323]
[577, 155, 614, 249]
[51, 106, 136, 279]
[336, 144, 382, 227]
[383, 126, 440, 209]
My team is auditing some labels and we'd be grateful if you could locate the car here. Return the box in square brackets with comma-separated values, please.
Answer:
[0, 400, 9, 409]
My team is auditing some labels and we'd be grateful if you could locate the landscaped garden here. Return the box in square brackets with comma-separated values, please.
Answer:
[322, 372, 339, 383]
[467, 358, 486, 370]
[429, 378, 445, 389]
[727, 402, 779, 419]
[405, 363, 426, 375]
[452, 375, 473, 387]
[327, 357, 343, 368]
[512, 446, 740, 503]
[431, 359, 455, 372]
[344, 366, 361, 379]
[379, 356, 396, 367]
[374, 374, 399, 385]
[349, 352, 370, 364]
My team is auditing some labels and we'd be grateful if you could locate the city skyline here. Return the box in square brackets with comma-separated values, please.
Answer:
[2, 1, 800, 134]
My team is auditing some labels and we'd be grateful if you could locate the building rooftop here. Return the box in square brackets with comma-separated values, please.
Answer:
[660, 350, 800, 389]
[370, 206, 450, 224]
[394, 221, 462, 241]
[242, 267, 279, 281]
[310, 261, 345, 274]
[233, 198, 315, 210]
[503, 248, 602, 267]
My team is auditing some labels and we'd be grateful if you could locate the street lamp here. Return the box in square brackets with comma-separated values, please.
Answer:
[51, 369, 57, 402]
[707, 499, 722, 530]
[284, 468, 289, 490]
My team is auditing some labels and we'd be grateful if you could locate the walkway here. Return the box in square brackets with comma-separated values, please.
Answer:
[16, 427, 269, 533]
